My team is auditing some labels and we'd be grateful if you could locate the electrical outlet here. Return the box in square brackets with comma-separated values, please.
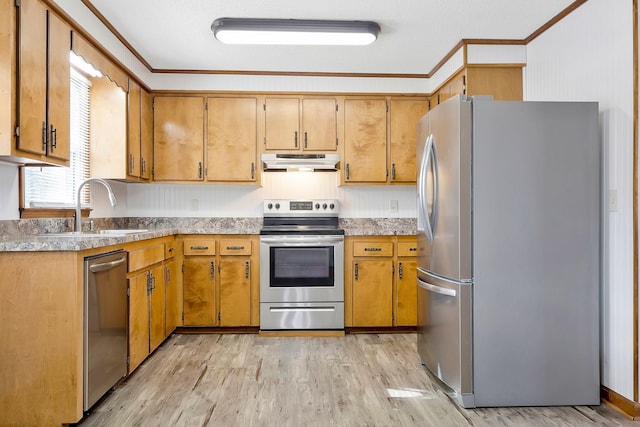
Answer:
[609, 189, 617, 212]
[390, 199, 398, 213]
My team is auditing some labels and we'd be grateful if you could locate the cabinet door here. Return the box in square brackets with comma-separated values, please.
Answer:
[149, 264, 166, 352]
[352, 259, 393, 326]
[389, 99, 427, 183]
[153, 96, 204, 181]
[344, 99, 387, 182]
[183, 257, 216, 326]
[127, 79, 141, 177]
[129, 271, 150, 373]
[17, 0, 47, 156]
[264, 98, 299, 150]
[164, 259, 179, 336]
[396, 260, 417, 326]
[219, 258, 251, 326]
[207, 97, 257, 182]
[302, 98, 337, 151]
[140, 87, 153, 180]
[46, 10, 70, 161]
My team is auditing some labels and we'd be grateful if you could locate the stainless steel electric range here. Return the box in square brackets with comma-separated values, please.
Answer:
[259, 199, 344, 330]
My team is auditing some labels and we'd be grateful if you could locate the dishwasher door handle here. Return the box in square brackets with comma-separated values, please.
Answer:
[89, 257, 126, 273]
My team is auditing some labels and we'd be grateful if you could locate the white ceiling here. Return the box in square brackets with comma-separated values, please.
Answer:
[87, 0, 577, 76]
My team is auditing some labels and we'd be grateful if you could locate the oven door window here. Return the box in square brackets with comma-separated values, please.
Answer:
[270, 246, 334, 287]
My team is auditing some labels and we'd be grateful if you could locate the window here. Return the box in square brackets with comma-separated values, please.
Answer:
[22, 67, 91, 212]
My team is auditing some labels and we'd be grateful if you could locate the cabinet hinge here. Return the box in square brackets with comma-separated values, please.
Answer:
[386, 169, 389, 177]
[14, 126, 19, 137]
[126, 356, 130, 367]
[386, 101, 389, 112]
[336, 138, 338, 147]
[151, 101, 154, 109]
[151, 167, 155, 177]
[182, 263, 184, 273]
[205, 167, 208, 177]
[263, 104, 266, 111]
[392, 264, 395, 275]
[14, 0, 20, 7]
[335, 104, 338, 112]
[127, 287, 130, 297]
[263, 137, 266, 146]
[218, 312, 221, 321]
[205, 102, 208, 111]
[218, 264, 221, 273]
[182, 312, 185, 322]
[392, 313, 395, 322]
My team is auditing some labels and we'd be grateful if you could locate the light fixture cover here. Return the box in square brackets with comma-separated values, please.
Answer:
[211, 18, 380, 46]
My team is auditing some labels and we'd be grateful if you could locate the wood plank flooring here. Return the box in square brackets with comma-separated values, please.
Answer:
[77, 333, 635, 427]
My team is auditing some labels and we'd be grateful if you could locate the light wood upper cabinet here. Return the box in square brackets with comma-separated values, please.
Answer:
[127, 79, 152, 181]
[433, 66, 523, 107]
[302, 98, 337, 151]
[263, 97, 338, 152]
[207, 97, 257, 182]
[264, 97, 300, 150]
[140, 87, 153, 180]
[343, 99, 388, 183]
[153, 96, 205, 181]
[389, 99, 428, 183]
[128, 79, 141, 177]
[16, 0, 70, 165]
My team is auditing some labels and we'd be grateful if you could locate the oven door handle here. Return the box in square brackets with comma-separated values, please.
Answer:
[260, 236, 344, 245]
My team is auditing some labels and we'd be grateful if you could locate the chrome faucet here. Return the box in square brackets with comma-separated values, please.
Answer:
[75, 178, 118, 232]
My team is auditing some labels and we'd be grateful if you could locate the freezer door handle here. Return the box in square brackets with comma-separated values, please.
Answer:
[417, 277, 456, 297]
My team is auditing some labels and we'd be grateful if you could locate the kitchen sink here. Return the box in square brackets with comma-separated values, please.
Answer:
[37, 229, 148, 238]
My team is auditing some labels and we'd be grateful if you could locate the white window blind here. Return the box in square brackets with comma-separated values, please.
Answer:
[24, 68, 91, 208]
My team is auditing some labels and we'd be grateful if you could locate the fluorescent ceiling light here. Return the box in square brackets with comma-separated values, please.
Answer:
[69, 52, 102, 78]
[211, 18, 380, 46]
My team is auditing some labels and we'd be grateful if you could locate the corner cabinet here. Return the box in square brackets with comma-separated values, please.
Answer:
[14, 0, 70, 165]
[432, 66, 523, 107]
[181, 235, 259, 327]
[153, 96, 205, 181]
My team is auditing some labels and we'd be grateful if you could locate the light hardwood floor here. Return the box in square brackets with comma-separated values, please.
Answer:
[78, 333, 635, 427]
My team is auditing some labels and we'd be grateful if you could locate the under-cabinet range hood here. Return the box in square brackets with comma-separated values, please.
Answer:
[261, 153, 340, 171]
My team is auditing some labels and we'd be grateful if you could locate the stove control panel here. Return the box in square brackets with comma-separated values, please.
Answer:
[263, 199, 339, 215]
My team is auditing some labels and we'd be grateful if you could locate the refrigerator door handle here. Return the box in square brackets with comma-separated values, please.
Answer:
[419, 134, 438, 242]
[417, 277, 456, 297]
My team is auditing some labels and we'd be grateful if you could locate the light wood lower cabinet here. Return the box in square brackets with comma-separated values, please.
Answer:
[346, 236, 417, 328]
[181, 235, 258, 327]
[396, 238, 418, 326]
[127, 237, 175, 373]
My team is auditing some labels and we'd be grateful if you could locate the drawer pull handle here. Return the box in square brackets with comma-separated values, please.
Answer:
[210, 261, 215, 279]
[167, 247, 174, 253]
[398, 262, 403, 280]
[364, 247, 382, 252]
[354, 263, 359, 280]
[226, 245, 245, 250]
[245, 261, 250, 279]
[190, 245, 209, 250]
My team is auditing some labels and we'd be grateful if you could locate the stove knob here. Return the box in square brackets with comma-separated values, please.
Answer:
[315, 203, 320, 209]
[275, 203, 280, 209]
[329, 203, 335, 210]
[322, 203, 328, 209]
[267, 203, 273, 210]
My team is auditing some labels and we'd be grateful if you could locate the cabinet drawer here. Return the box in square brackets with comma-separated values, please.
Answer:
[353, 242, 393, 257]
[184, 239, 216, 256]
[165, 240, 176, 259]
[219, 239, 252, 256]
[397, 242, 417, 257]
[129, 243, 165, 272]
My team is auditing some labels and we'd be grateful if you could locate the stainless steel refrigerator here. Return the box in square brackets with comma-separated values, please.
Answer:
[416, 95, 600, 408]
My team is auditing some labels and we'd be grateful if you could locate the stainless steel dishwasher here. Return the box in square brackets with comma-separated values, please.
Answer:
[84, 250, 128, 410]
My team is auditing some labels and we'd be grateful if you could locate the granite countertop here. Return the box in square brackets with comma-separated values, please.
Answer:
[0, 217, 416, 252]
